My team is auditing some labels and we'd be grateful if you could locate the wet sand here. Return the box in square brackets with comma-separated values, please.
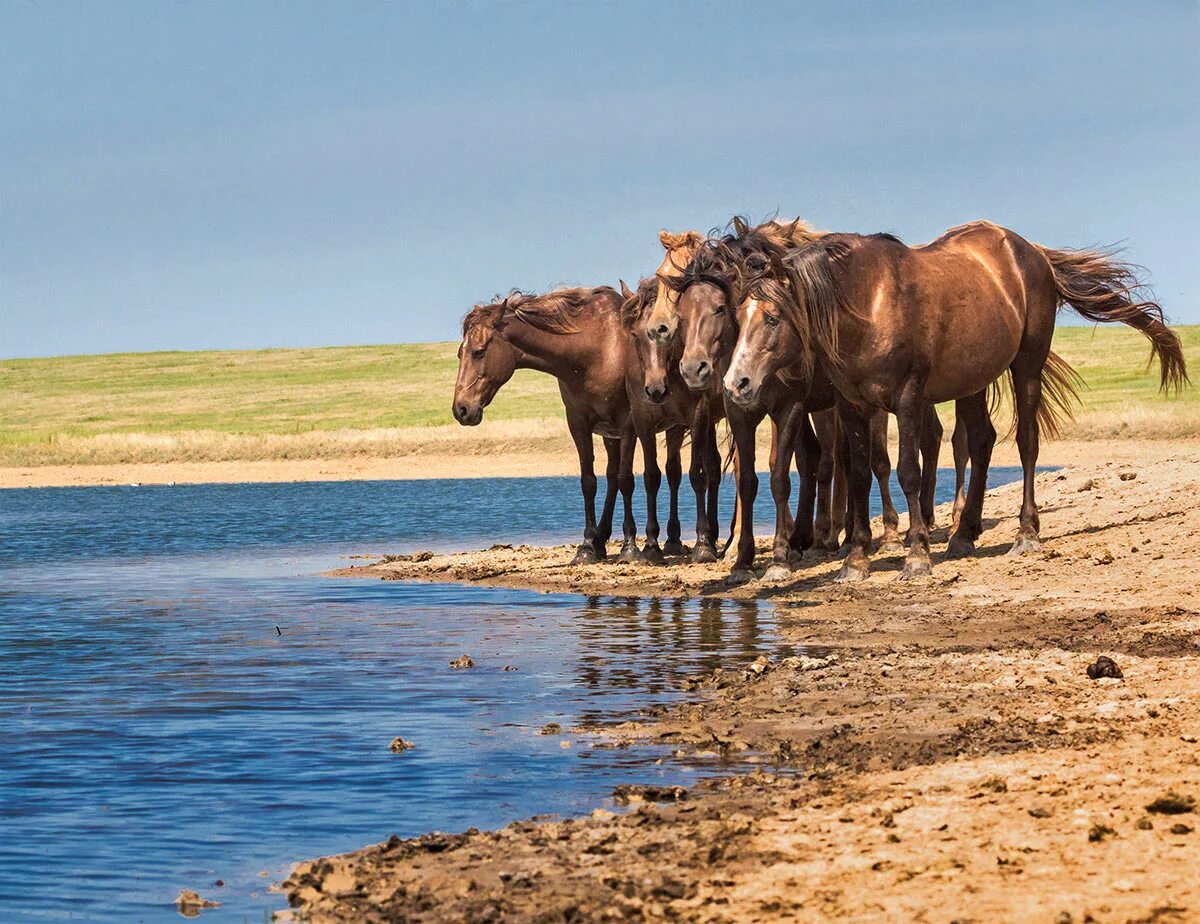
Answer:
[282, 441, 1200, 922]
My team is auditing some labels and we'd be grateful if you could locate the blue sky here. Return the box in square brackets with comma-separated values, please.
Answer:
[2, 1, 1197, 358]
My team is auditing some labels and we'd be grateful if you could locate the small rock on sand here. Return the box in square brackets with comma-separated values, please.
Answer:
[1086, 656, 1123, 680]
[450, 655, 475, 669]
[1119, 471, 1138, 481]
[176, 889, 220, 916]
[1146, 791, 1196, 814]
[388, 737, 415, 753]
[612, 784, 688, 805]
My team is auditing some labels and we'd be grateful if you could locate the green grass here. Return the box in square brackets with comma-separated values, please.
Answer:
[1, 325, 1196, 466]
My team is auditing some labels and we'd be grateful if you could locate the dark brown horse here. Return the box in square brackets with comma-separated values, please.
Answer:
[620, 278, 727, 563]
[453, 286, 643, 563]
[723, 221, 1188, 581]
[659, 226, 939, 581]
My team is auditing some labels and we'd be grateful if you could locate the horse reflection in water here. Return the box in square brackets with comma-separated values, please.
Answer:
[572, 595, 799, 717]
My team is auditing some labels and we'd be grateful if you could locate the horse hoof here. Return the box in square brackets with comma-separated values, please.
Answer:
[897, 557, 932, 581]
[761, 563, 792, 583]
[1008, 534, 1043, 557]
[835, 561, 869, 583]
[787, 548, 806, 567]
[571, 545, 598, 565]
[618, 542, 640, 562]
[662, 539, 686, 557]
[692, 543, 719, 564]
[726, 568, 755, 585]
[641, 543, 665, 565]
[946, 535, 975, 559]
[877, 538, 904, 554]
[837, 542, 854, 560]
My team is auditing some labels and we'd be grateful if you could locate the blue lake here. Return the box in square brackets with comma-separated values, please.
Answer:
[0, 467, 1025, 921]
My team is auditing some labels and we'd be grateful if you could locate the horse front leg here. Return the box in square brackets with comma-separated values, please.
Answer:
[639, 430, 664, 564]
[762, 405, 803, 583]
[789, 409, 819, 561]
[896, 385, 932, 580]
[568, 419, 600, 564]
[726, 406, 760, 582]
[663, 426, 686, 555]
[948, 390, 995, 558]
[593, 436, 621, 560]
[616, 429, 639, 561]
[688, 415, 718, 563]
[835, 404, 873, 583]
[869, 410, 903, 553]
[811, 409, 838, 550]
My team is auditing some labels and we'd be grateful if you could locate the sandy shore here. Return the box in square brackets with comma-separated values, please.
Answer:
[3, 437, 1195, 489]
[282, 442, 1200, 922]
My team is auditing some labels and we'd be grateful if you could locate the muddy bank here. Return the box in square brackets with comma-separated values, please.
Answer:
[285, 445, 1200, 922]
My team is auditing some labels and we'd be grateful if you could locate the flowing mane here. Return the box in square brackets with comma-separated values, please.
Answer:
[463, 285, 620, 335]
[620, 277, 658, 330]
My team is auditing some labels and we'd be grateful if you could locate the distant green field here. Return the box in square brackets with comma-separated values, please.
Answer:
[1, 325, 1196, 466]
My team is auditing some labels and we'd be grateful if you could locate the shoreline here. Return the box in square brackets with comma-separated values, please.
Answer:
[3, 437, 1195, 489]
[281, 443, 1200, 921]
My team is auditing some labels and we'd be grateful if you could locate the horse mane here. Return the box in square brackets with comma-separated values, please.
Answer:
[621, 277, 658, 330]
[462, 285, 619, 335]
[659, 239, 738, 302]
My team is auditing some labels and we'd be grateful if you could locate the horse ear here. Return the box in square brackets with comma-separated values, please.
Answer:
[660, 229, 703, 250]
[659, 229, 679, 249]
[619, 279, 634, 300]
[732, 216, 749, 236]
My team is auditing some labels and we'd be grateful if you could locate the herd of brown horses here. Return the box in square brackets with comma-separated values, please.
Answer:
[453, 217, 1187, 584]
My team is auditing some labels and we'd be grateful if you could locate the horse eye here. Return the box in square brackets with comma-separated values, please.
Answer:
[764, 313, 780, 327]
[472, 347, 486, 359]
[713, 304, 726, 316]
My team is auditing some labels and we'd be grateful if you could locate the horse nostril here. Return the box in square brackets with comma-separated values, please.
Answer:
[736, 377, 750, 393]
[697, 361, 708, 374]
[457, 405, 468, 418]
[656, 324, 669, 335]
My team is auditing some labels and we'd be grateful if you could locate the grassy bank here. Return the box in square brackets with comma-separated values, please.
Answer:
[1, 326, 1196, 467]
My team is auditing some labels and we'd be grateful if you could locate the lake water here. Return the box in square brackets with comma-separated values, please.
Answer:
[0, 467, 1025, 921]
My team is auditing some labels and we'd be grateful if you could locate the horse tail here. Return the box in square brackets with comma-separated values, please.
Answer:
[992, 350, 1083, 440]
[1035, 244, 1189, 393]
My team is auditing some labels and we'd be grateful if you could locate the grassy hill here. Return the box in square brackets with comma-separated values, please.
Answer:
[1, 325, 1196, 467]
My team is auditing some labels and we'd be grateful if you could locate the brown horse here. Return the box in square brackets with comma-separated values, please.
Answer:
[619, 278, 725, 563]
[723, 221, 1188, 582]
[453, 286, 643, 563]
[659, 225, 943, 581]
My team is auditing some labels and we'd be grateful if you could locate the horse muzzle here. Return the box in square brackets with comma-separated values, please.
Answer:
[453, 402, 483, 426]
[723, 373, 759, 407]
[644, 383, 669, 405]
[679, 360, 712, 391]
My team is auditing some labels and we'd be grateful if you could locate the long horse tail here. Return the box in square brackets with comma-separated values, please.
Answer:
[991, 350, 1084, 441]
[1035, 244, 1189, 393]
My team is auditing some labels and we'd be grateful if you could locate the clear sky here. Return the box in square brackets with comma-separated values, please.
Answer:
[2, 1, 1197, 358]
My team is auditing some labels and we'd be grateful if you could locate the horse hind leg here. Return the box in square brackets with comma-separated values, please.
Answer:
[947, 390, 995, 559]
[949, 410, 970, 535]
[918, 405, 944, 529]
[870, 411, 903, 553]
[1008, 361, 1044, 556]
[616, 431, 640, 561]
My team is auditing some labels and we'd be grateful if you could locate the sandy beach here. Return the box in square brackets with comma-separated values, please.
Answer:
[281, 441, 1200, 922]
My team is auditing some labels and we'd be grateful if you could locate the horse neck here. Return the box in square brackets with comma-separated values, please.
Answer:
[503, 317, 601, 380]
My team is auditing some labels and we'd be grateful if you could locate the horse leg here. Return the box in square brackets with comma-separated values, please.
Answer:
[1009, 361, 1044, 555]
[790, 409, 820, 562]
[896, 385, 932, 580]
[617, 430, 639, 561]
[812, 410, 837, 550]
[594, 436, 620, 559]
[947, 390, 995, 558]
[722, 437, 742, 562]
[949, 409, 970, 534]
[704, 421, 722, 555]
[919, 405, 944, 528]
[689, 415, 718, 563]
[870, 410, 903, 553]
[835, 417, 853, 557]
[835, 404, 873, 582]
[639, 430, 664, 564]
[664, 427, 685, 555]
[763, 405, 803, 583]
[727, 405, 759, 582]
[568, 420, 600, 564]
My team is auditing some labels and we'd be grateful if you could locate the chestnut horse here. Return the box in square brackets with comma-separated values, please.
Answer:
[723, 221, 1188, 582]
[453, 286, 644, 563]
[659, 225, 946, 581]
